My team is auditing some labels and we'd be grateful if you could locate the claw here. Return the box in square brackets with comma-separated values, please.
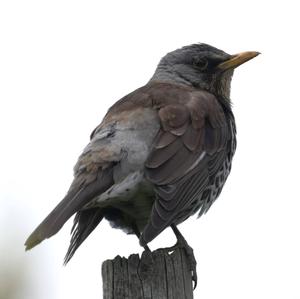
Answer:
[185, 247, 197, 289]
[179, 239, 198, 289]
[171, 225, 198, 289]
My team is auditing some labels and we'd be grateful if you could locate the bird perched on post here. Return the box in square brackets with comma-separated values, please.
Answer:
[25, 43, 259, 285]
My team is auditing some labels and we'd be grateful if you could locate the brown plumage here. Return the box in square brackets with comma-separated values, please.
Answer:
[25, 44, 259, 269]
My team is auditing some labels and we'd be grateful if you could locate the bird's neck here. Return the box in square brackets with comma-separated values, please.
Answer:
[150, 64, 233, 101]
[150, 65, 193, 87]
[212, 71, 233, 100]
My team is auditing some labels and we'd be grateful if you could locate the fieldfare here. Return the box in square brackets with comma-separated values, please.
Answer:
[25, 43, 259, 286]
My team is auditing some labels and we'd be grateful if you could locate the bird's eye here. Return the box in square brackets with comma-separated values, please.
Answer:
[193, 58, 208, 71]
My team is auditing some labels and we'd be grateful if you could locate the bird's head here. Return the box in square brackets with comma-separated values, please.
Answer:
[152, 43, 259, 98]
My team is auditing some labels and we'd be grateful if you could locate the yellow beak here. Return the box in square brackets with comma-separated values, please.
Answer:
[218, 51, 260, 71]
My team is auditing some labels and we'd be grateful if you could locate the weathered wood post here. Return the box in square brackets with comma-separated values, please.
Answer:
[102, 247, 194, 299]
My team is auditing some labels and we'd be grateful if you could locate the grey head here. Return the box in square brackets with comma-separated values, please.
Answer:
[151, 43, 259, 99]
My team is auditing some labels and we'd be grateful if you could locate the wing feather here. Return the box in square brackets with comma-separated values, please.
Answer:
[142, 90, 231, 244]
[25, 167, 114, 251]
[25, 123, 120, 251]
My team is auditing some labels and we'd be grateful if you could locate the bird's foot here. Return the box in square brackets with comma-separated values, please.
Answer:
[164, 239, 197, 289]
[169, 225, 197, 289]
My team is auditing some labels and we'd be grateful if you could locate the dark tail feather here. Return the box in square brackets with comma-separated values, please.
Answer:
[64, 208, 104, 264]
[25, 168, 113, 251]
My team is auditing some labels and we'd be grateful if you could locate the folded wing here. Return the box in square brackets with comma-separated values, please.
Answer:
[142, 91, 231, 244]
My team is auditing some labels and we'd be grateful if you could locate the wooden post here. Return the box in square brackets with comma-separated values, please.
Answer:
[102, 247, 194, 299]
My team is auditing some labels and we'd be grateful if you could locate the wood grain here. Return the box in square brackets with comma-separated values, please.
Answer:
[102, 247, 194, 299]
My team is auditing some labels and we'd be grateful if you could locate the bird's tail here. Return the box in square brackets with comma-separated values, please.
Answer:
[64, 208, 104, 264]
[24, 168, 113, 251]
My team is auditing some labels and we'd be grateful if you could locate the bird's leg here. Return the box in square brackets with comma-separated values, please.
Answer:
[132, 224, 151, 252]
[168, 224, 197, 289]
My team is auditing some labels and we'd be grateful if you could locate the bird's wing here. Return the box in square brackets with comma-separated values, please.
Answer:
[25, 124, 121, 250]
[142, 90, 231, 243]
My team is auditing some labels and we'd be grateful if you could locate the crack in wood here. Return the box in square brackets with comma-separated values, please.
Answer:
[102, 247, 194, 299]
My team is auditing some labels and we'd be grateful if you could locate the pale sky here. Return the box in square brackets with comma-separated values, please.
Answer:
[1, 1, 300, 298]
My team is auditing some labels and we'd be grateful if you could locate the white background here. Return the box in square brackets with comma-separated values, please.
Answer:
[1, 1, 299, 298]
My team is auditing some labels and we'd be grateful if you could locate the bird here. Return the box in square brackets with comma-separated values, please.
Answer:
[25, 43, 259, 286]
